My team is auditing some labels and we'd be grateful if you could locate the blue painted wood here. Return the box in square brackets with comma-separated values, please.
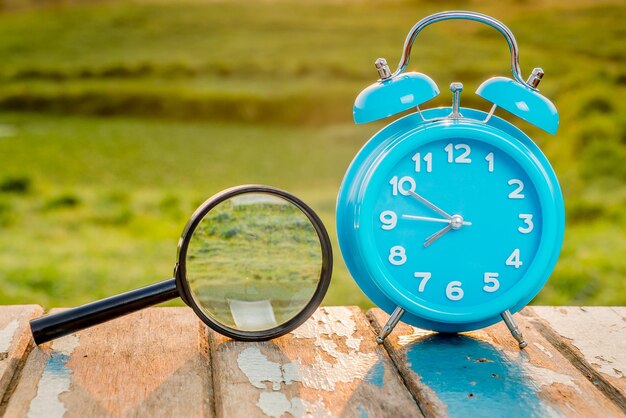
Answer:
[403, 333, 561, 418]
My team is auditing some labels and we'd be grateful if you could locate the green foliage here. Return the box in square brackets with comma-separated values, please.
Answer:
[0, 0, 624, 308]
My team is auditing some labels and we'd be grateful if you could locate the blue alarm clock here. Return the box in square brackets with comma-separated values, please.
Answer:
[336, 11, 564, 348]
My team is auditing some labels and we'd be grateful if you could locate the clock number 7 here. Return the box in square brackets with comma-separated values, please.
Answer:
[414, 272, 431, 292]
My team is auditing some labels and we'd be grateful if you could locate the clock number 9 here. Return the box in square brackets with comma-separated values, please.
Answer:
[389, 176, 416, 196]
[446, 281, 464, 301]
[388, 246, 407, 266]
[380, 210, 397, 230]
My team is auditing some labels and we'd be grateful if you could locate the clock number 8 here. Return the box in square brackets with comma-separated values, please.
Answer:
[388, 246, 407, 266]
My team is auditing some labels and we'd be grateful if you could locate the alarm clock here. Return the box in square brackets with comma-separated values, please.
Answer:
[336, 11, 564, 348]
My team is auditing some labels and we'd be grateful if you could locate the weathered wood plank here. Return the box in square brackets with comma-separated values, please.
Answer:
[368, 307, 625, 418]
[530, 306, 626, 411]
[3, 307, 213, 418]
[210, 306, 422, 417]
[0, 305, 43, 410]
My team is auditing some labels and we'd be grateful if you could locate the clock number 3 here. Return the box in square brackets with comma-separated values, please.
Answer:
[518, 214, 534, 233]
[388, 246, 407, 266]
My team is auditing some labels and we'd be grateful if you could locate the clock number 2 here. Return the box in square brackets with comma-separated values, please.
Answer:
[508, 179, 525, 199]
[388, 246, 407, 266]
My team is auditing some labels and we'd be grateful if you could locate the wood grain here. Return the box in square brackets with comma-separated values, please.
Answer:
[368, 307, 626, 418]
[3, 307, 213, 418]
[210, 306, 422, 418]
[529, 306, 626, 412]
[0, 305, 43, 413]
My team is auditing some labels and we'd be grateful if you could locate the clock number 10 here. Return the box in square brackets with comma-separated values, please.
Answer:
[389, 176, 416, 196]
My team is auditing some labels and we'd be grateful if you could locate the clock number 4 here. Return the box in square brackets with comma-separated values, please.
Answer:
[445, 143, 471, 164]
[483, 272, 500, 293]
[388, 246, 407, 266]
[412, 152, 432, 173]
[506, 249, 523, 269]
[414, 272, 431, 292]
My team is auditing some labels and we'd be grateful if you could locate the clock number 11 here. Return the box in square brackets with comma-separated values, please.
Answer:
[412, 152, 432, 173]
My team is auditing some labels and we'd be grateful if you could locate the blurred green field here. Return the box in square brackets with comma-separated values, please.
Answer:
[0, 0, 624, 309]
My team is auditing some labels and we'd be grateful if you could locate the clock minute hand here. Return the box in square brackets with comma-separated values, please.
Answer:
[407, 190, 452, 219]
[424, 225, 452, 247]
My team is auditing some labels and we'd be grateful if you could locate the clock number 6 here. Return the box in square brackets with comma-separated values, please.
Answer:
[388, 246, 407, 266]
[446, 281, 464, 301]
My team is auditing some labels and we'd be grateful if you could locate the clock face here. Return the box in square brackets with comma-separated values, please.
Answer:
[357, 130, 550, 322]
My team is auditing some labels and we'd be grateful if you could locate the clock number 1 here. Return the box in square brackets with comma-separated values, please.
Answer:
[412, 152, 432, 173]
[485, 152, 494, 172]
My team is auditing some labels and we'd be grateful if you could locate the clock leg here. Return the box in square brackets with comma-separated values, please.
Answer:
[376, 306, 405, 344]
[501, 310, 528, 349]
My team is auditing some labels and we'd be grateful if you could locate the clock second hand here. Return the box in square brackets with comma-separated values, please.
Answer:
[402, 214, 472, 226]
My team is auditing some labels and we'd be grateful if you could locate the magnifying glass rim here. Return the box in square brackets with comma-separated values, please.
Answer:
[175, 184, 333, 341]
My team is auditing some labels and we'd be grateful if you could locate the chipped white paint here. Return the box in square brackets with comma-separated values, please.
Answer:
[533, 342, 554, 359]
[237, 347, 293, 390]
[0, 319, 19, 353]
[27, 334, 80, 418]
[522, 360, 582, 394]
[533, 306, 626, 379]
[237, 307, 379, 398]
[257, 392, 332, 418]
[396, 327, 434, 346]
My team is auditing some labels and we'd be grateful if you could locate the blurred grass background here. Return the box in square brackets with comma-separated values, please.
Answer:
[0, 0, 624, 309]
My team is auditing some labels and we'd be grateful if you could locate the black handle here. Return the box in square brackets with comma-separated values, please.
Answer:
[30, 278, 179, 345]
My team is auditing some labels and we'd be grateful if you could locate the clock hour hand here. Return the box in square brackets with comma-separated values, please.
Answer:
[424, 224, 452, 247]
[407, 190, 452, 219]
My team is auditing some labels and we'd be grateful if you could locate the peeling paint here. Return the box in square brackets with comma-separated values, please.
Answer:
[397, 327, 434, 346]
[237, 347, 293, 390]
[257, 392, 332, 418]
[532, 342, 554, 358]
[534, 307, 626, 379]
[0, 319, 19, 353]
[28, 334, 79, 418]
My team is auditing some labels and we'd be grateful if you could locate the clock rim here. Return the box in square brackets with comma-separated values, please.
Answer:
[337, 107, 565, 331]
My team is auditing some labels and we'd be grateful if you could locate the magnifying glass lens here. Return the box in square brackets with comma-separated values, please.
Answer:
[185, 192, 323, 332]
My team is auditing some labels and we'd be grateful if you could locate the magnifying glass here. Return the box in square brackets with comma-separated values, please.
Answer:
[30, 185, 332, 344]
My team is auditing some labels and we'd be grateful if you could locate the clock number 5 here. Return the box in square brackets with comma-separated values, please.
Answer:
[414, 272, 431, 292]
[483, 272, 500, 293]
[388, 246, 407, 266]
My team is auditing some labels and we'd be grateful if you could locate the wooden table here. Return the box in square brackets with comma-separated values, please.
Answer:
[0, 306, 624, 417]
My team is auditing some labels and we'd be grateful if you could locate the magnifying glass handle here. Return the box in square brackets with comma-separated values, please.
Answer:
[30, 278, 179, 345]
